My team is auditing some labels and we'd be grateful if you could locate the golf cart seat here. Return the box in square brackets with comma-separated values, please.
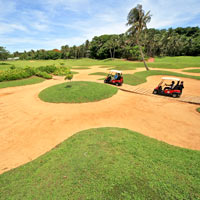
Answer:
[153, 77, 182, 98]
[104, 70, 123, 86]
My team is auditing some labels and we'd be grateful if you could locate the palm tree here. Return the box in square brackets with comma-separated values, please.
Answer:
[126, 4, 151, 70]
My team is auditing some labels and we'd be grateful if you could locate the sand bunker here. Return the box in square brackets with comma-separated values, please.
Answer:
[0, 66, 199, 174]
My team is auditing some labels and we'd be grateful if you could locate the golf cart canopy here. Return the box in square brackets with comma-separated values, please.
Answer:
[109, 70, 122, 74]
[161, 77, 180, 81]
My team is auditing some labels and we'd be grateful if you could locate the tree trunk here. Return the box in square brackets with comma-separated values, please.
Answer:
[110, 49, 112, 58]
[137, 38, 149, 71]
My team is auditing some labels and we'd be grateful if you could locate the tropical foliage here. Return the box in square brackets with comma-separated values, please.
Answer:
[0, 65, 73, 82]
[126, 4, 151, 70]
[9, 26, 200, 61]
[1, 5, 200, 61]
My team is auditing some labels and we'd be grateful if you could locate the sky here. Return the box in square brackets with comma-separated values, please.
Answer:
[0, 0, 200, 53]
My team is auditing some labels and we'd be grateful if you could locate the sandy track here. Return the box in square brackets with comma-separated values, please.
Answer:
[0, 66, 200, 174]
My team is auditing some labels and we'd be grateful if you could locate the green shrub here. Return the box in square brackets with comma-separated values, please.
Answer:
[36, 65, 56, 74]
[65, 73, 73, 81]
[0, 68, 33, 82]
[53, 66, 70, 76]
[35, 71, 52, 79]
[0, 64, 68, 82]
[10, 65, 16, 70]
[24, 66, 36, 76]
[0, 62, 10, 65]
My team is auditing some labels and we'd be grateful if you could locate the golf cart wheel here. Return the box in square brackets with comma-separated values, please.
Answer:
[153, 90, 158, 94]
[172, 93, 178, 98]
[115, 83, 119, 86]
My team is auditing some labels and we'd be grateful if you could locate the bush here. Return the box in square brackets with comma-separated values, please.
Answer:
[53, 66, 70, 76]
[0, 68, 34, 82]
[0, 62, 10, 65]
[24, 66, 36, 76]
[10, 65, 16, 70]
[0, 66, 52, 82]
[65, 73, 73, 81]
[36, 65, 56, 74]
[0, 64, 72, 82]
[35, 71, 52, 79]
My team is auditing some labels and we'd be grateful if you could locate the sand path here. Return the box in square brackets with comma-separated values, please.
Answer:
[0, 66, 200, 174]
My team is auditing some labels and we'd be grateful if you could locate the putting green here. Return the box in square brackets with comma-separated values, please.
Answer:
[39, 81, 118, 103]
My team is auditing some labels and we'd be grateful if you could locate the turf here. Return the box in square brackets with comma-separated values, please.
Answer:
[1, 56, 200, 71]
[95, 70, 200, 86]
[71, 66, 90, 69]
[0, 127, 199, 199]
[183, 69, 200, 73]
[123, 70, 200, 86]
[39, 81, 118, 103]
[89, 72, 107, 76]
[0, 77, 45, 89]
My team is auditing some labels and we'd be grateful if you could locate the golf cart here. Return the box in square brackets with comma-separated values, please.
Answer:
[153, 77, 182, 98]
[104, 70, 123, 86]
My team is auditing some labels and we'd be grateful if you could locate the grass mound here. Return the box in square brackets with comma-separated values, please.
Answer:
[0, 77, 44, 89]
[0, 127, 199, 199]
[39, 81, 118, 103]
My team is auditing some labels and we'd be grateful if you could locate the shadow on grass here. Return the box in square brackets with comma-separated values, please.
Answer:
[65, 84, 72, 88]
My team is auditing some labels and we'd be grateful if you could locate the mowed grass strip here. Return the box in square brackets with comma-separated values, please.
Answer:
[71, 66, 90, 70]
[123, 70, 200, 86]
[0, 127, 199, 200]
[183, 69, 200, 73]
[96, 70, 200, 86]
[0, 77, 44, 89]
[89, 72, 107, 76]
[2, 56, 200, 71]
[39, 81, 118, 103]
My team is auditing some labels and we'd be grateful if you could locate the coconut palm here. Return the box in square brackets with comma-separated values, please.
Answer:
[126, 4, 151, 70]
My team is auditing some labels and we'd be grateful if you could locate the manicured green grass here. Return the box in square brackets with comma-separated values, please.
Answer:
[197, 108, 200, 113]
[89, 72, 107, 76]
[155, 56, 200, 64]
[71, 71, 79, 74]
[0, 65, 12, 71]
[123, 70, 200, 86]
[0, 77, 45, 89]
[56, 71, 78, 75]
[96, 70, 200, 86]
[2, 56, 200, 71]
[0, 127, 199, 199]
[71, 66, 90, 69]
[39, 81, 118, 103]
[183, 69, 200, 73]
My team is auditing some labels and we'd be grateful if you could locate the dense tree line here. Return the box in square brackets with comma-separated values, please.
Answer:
[1, 26, 200, 61]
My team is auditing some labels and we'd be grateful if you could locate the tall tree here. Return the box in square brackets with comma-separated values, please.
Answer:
[126, 4, 151, 70]
[0, 46, 10, 60]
